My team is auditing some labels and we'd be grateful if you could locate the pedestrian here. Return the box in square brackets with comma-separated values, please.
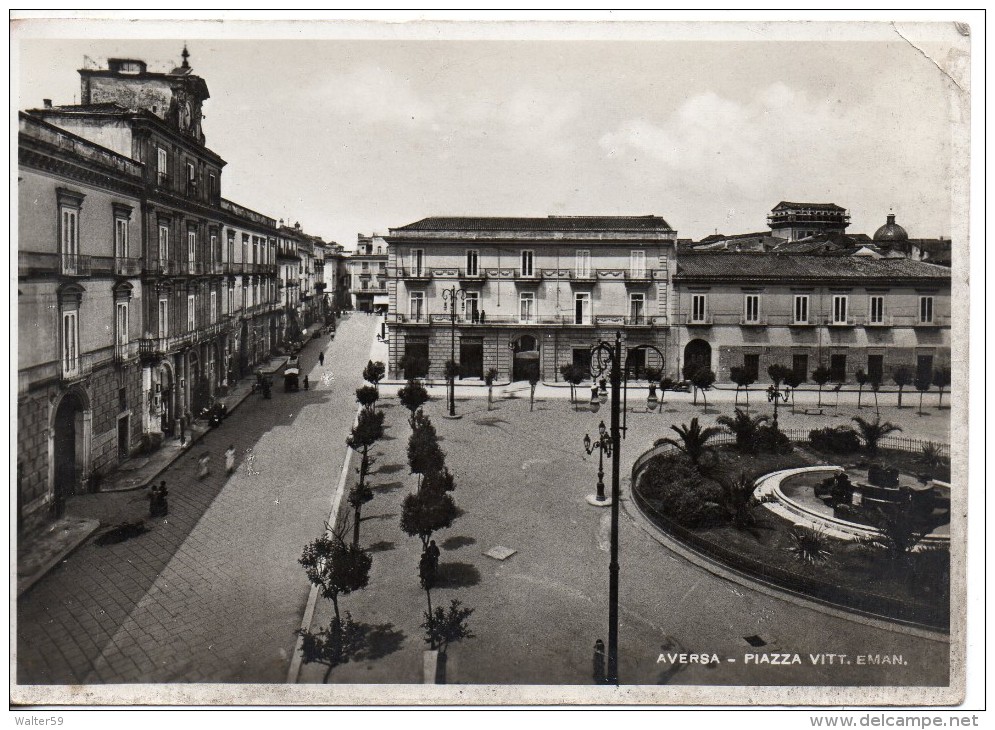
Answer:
[179, 417, 187, 447]
[303, 375, 310, 391]
[225, 444, 236, 475]
[147, 483, 159, 518]
[198, 451, 211, 479]
[158, 481, 169, 517]
[426, 539, 441, 570]
[479, 309, 486, 324]
[318, 351, 324, 367]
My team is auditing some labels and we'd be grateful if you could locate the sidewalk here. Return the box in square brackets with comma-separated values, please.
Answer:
[15, 354, 289, 597]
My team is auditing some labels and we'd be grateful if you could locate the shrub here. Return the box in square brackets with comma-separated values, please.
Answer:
[786, 526, 833, 565]
[809, 425, 862, 454]
[638, 454, 725, 528]
[716, 408, 768, 454]
[755, 423, 793, 454]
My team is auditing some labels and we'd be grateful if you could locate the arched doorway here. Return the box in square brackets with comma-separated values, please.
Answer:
[512, 334, 540, 382]
[52, 389, 88, 503]
[683, 339, 712, 379]
[158, 362, 174, 435]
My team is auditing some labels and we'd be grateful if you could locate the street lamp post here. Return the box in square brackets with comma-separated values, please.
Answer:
[587, 335, 666, 685]
[767, 382, 791, 430]
[583, 420, 613, 502]
[442, 286, 467, 417]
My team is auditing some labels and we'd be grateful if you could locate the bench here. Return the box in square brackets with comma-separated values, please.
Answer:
[803, 408, 824, 416]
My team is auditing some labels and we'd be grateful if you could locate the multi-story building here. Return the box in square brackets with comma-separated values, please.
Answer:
[384, 216, 678, 381]
[220, 199, 281, 378]
[322, 240, 349, 314]
[29, 50, 235, 443]
[673, 253, 951, 385]
[767, 201, 850, 241]
[349, 234, 389, 313]
[17, 112, 147, 528]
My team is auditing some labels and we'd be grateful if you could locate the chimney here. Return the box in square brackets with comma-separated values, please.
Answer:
[43, 99, 52, 109]
[886, 213, 896, 225]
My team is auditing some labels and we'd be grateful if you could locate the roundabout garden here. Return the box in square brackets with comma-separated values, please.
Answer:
[631, 411, 951, 630]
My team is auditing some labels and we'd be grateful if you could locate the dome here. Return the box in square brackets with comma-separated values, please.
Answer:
[873, 213, 909, 242]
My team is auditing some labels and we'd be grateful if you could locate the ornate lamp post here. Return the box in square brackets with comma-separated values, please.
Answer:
[583, 420, 613, 502]
[767, 382, 791, 429]
[441, 286, 467, 417]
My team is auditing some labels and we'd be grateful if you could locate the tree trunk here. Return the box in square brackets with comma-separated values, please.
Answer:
[487, 386, 493, 411]
[734, 386, 739, 406]
[898, 387, 904, 408]
[857, 386, 863, 409]
[938, 388, 944, 409]
[331, 593, 340, 624]
[919, 391, 924, 416]
[817, 387, 823, 407]
[425, 587, 435, 649]
[353, 503, 362, 547]
[530, 385, 536, 411]
[701, 389, 707, 409]
[744, 386, 749, 414]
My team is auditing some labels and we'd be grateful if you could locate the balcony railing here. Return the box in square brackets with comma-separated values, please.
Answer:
[862, 315, 894, 328]
[739, 316, 767, 327]
[144, 258, 178, 276]
[139, 332, 197, 358]
[396, 267, 433, 280]
[684, 315, 714, 326]
[826, 317, 857, 327]
[60, 253, 91, 277]
[114, 340, 140, 363]
[114, 257, 143, 276]
[60, 352, 96, 382]
[390, 313, 659, 327]
[178, 261, 205, 276]
[206, 261, 225, 275]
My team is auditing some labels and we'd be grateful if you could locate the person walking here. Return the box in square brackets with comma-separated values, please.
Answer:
[303, 375, 310, 391]
[318, 351, 324, 367]
[426, 539, 441, 571]
[225, 444, 236, 475]
[198, 451, 211, 479]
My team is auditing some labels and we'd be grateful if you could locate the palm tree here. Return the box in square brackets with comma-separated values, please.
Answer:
[716, 409, 769, 454]
[718, 471, 761, 529]
[851, 415, 902, 454]
[855, 369, 868, 409]
[659, 417, 723, 466]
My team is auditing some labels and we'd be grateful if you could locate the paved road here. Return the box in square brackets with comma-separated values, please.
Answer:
[17, 313, 379, 684]
[300, 393, 950, 687]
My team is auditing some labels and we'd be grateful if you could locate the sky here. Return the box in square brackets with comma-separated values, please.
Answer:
[16, 25, 965, 251]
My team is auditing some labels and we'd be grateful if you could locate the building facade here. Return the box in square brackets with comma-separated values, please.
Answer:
[673, 253, 952, 386]
[767, 201, 850, 241]
[349, 234, 389, 313]
[17, 113, 147, 528]
[384, 216, 678, 382]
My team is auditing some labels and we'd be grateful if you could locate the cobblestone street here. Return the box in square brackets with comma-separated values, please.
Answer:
[16, 313, 380, 684]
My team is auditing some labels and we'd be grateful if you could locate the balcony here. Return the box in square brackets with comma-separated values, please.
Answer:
[482, 268, 540, 282]
[156, 173, 170, 188]
[138, 332, 197, 360]
[178, 261, 205, 276]
[739, 316, 767, 327]
[60, 353, 95, 383]
[396, 267, 433, 280]
[144, 259, 179, 276]
[60, 253, 92, 277]
[389, 313, 659, 327]
[113, 257, 143, 276]
[114, 340, 140, 363]
[683, 315, 714, 327]
[206, 261, 225, 275]
[624, 270, 656, 286]
[862, 315, 894, 328]
[826, 317, 857, 328]
[912, 316, 948, 328]
[788, 318, 817, 327]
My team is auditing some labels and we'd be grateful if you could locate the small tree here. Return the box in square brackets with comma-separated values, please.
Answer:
[527, 365, 541, 412]
[560, 363, 586, 408]
[355, 385, 379, 413]
[346, 408, 385, 546]
[398, 379, 430, 427]
[299, 532, 372, 625]
[716, 409, 769, 455]
[363, 360, 386, 394]
[852, 415, 902, 454]
[855, 369, 868, 409]
[914, 372, 931, 416]
[484, 368, 499, 411]
[659, 417, 722, 466]
[295, 611, 366, 683]
[717, 471, 760, 529]
[401, 488, 459, 549]
[408, 412, 445, 487]
[784, 370, 804, 414]
[423, 465, 456, 495]
[422, 599, 475, 655]
[689, 368, 716, 410]
[811, 366, 831, 407]
[659, 376, 675, 406]
[730, 366, 755, 410]
[932, 367, 951, 409]
[892, 366, 913, 408]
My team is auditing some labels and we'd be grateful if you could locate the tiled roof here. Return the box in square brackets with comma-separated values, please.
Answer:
[676, 253, 951, 280]
[772, 201, 847, 212]
[34, 102, 131, 114]
[392, 215, 674, 233]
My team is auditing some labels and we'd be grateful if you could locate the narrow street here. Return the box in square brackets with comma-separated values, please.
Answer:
[16, 313, 380, 683]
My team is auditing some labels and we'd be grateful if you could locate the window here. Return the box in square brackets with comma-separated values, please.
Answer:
[521, 250, 534, 277]
[630, 293, 645, 323]
[832, 295, 848, 324]
[62, 311, 79, 374]
[744, 294, 760, 323]
[210, 233, 218, 264]
[158, 299, 169, 338]
[187, 228, 197, 266]
[361, 261, 369, 271]
[576, 250, 591, 278]
[793, 295, 809, 324]
[466, 250, 479, 277]
[691, 294, 707, 323]
[209, 173, 217, 198]
[210, 291, 217, 323]
[519, 292, 535, 323]
[60, 207, 79, 257]
[158, 223, 170, 265]
[115, 217, 129, 259]
[186, 162, 196, 193]
[465, 292, 480, 321]
[157, 147, 168, 183]
[116, 302, 129, 345]
[574, 292, 591, 325]
[869, 295, 884, 324]
[361, 279, 369, 291]
[409, 292, 425, 321]
[410, 249, 424, 277]
[254, 237, 261, 264]
[919, 296, 934, 323]
[187, 294, 196, 331]
[227, 286, 234, 316]
[630, 250, 646, 278]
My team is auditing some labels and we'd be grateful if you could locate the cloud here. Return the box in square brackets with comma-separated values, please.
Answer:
[599, 83, 851, 192]
[316, 66, 437, 125]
